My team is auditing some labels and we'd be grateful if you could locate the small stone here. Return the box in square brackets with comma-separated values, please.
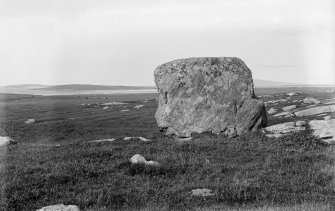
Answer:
[36, 204, 80, 211]
[295, 121, 306, 127]
[138, 137, 151, 142]
[0, 136, 16, 147]
[124, 137, 151, 141]
[282, 105, 297, 111]
[134, 105, 144, 109]
[130, 154, 160, 166]
[225, 127, 238, 138]
[25, 119, 35, 124]
[121, 109, 130, 112]
[101, 102, 127, 106]
[102, 106, 109, 110]
[89, 138, 116, 143]
[130, 154, 147, 164]
[266, 134, 284, 138]
[274, 111, 294, 117]
[268, 108, 277, 115]
[175, 137, 192, 141]
[146, 160, 160, 166]
[191, 188, 214, 197]
[286, 92, 298, 96]
[324, 116, 331, 120]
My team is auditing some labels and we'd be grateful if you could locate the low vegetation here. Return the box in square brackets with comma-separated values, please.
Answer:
[0, 88, 335, 210]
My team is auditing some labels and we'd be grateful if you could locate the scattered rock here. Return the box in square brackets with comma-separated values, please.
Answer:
[324, 116, 331, 120]
[268, 108, 277, 115]
[121, 109, 130, 112]
[36, 204, 80, 211]
[134, 105, 144, 109]
[130, 154, 160, 166]
[282, 105, 297, 111]
[123, 137, 151, 142]
[174, 137, 193, 141]
[102, 106, 109, 110]
[295, 120, 306, 127]
[303, 97, 321, 104]
[154, 57, 267, 137]
[294, 105, 335, 117]
[191, 188, 214, 197]
[265, 99, 287, 104]
[265, 122, 305, 134]
[25, 118, 35, 124]
[101, 102, 127, 106]
[309, 119, 335, 143]
[266, 134, 284, 138]
[224, 127, 238, 138]
[130, 154, 147, 164]
[55, 144, 61, 148]
[138, 137, 151, 142]
[124, 137, 132, 141]
[0, 136, 16, 147]
[286, 92, 298, 96]
[274, 111, 294, 117]
[89, 138, 116, 143]
[146, 160, 160, 166]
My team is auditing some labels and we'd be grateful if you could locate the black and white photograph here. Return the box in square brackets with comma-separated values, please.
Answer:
[0, 0, 335, 210]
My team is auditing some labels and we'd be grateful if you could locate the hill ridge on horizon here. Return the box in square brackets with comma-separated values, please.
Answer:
[1, 79, 334, 90]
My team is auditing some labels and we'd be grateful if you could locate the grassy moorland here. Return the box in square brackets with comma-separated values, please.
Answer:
[0, 87, 335, 210]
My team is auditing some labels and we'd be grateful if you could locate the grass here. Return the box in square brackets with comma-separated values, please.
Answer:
[0, 87, 335, 210]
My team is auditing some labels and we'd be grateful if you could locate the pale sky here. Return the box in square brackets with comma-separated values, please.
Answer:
[0, 0, 334, 86]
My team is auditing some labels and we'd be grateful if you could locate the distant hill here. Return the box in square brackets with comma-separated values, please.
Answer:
[1, 84, 51, 89]
[1, 80, 306, 91]
[34, 84, 156, 90]
[253, 79, 300, 87]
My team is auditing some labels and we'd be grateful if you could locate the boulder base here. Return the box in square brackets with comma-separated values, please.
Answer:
[154, 57, 267, 137]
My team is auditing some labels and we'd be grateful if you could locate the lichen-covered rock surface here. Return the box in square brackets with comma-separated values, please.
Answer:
[154, 57, 267, 137]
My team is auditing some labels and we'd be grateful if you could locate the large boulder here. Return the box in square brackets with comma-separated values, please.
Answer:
[154, 57, 267, 137]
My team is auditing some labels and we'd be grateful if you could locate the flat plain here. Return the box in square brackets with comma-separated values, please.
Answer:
[0, 87, 335, 210]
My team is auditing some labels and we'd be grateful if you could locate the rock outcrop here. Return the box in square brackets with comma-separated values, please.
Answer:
[294, 105, 335, 117]
[154, 57, 267, 137]
[264, 121, 305, 138]
[309, 119, 335, 143]
[303, 97, 321, 104]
